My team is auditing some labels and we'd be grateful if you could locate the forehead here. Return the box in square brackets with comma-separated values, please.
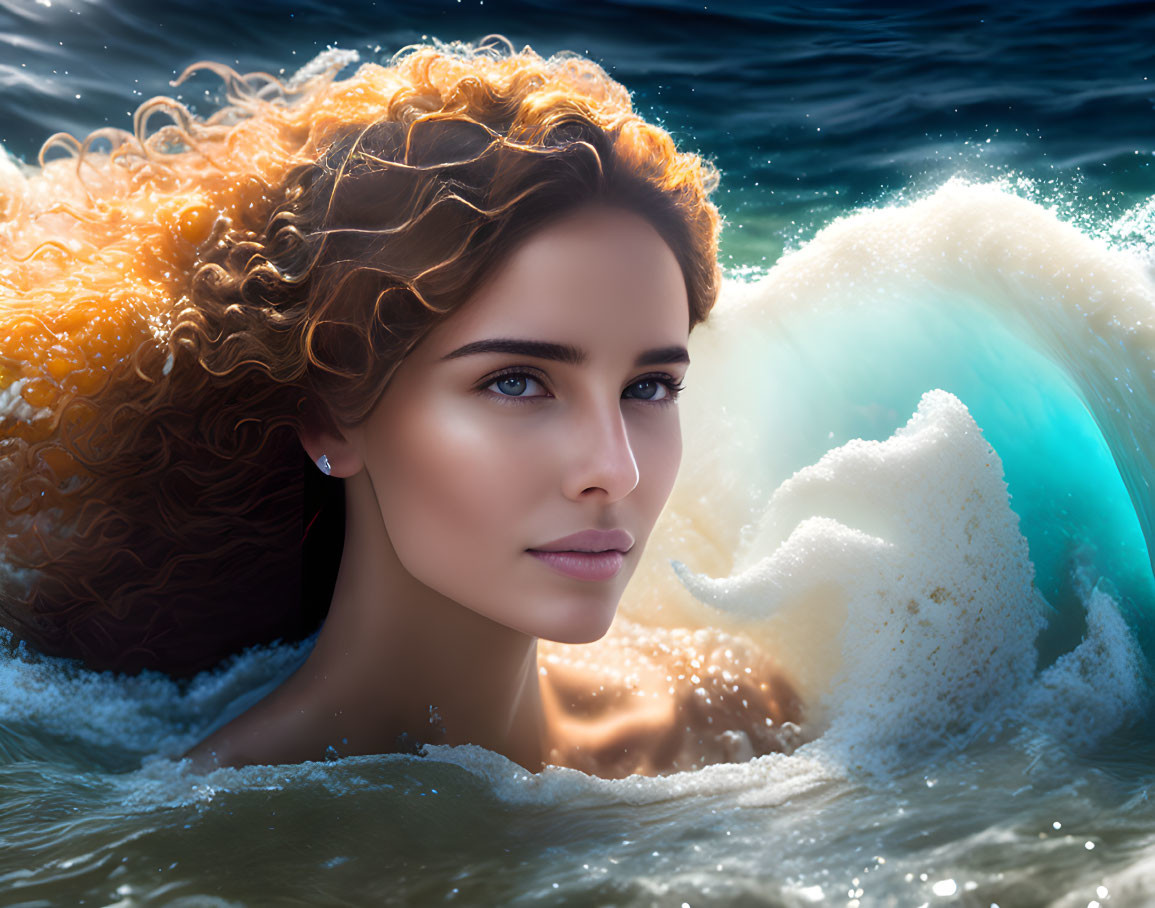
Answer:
[425, 205, 689, 356]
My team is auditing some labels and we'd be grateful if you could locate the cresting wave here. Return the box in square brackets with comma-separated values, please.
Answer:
[695, 178, 1155, 579]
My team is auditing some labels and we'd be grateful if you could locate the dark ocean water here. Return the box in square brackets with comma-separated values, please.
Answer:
[2, 0, 1152, 266]
[1, 2, 1154, 906]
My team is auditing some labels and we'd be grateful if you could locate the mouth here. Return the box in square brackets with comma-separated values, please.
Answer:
[530, 528, 634, 554]
[526, 547, 630, 554]
[526, 548, 627, 581]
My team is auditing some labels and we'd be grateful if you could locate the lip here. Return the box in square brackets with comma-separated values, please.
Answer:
[527, 549, 626, 581]
[528, 528, 635, 554]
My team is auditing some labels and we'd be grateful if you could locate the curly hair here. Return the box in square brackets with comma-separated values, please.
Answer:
[0, 36, 723, 677]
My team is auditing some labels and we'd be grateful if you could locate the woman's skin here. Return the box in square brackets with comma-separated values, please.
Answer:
[183, 204, 802, 776]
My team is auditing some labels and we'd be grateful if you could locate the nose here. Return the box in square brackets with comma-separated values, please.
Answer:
[563, 397, 641, 502]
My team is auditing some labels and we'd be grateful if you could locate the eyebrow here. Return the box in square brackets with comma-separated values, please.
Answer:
[441, 338, 690, 368]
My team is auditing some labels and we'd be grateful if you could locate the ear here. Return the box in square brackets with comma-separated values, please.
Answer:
[297, 409, 365, 479]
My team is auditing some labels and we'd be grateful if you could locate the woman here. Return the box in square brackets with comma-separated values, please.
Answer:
[0, 36, 802, 777]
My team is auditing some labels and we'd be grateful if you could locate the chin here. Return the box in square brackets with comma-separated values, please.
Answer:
[535, 611, 617, 645]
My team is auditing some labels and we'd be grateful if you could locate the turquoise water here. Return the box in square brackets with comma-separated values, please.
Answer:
[2, 3, 1155, 906]
[755, 286, 1154, 654]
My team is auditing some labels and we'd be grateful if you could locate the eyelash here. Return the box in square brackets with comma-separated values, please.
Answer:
[477, 367, 686, 408]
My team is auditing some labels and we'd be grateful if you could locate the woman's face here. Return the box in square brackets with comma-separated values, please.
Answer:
[355, 204, 691, 644]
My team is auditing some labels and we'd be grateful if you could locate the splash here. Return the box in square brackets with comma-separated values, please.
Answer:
[728, 179, 1154, 579]
[622, 178, 1154, 634]
[612, 178, 1154, 774]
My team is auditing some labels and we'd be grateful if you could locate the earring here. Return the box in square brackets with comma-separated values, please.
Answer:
[315, 453, 332, 476]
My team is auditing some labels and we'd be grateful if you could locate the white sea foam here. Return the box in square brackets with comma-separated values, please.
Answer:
[417, 739, 842, 808]
[1108, 193, 1155, 265]
[1014, 572, 1148, 750]
[0, 630, 311, 757]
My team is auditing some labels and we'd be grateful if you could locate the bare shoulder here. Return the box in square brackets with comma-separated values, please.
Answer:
[180, 702, 290, 771]
[180, 675, 432, 772]
[182, 725, 242, 772]
[537, 620, 806, 779]
[179, 682, 335, 771]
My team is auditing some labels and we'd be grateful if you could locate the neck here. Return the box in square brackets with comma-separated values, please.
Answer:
[292, 470, 547, 772]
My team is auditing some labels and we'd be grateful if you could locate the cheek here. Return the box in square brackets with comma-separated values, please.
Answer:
[634, 410, 684, 522]
[374, 398, 536, 591]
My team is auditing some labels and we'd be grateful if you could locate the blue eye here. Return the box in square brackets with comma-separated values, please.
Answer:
[479, 369, 685, 406]
[491, 373, 543, 399]
[627, 378, 682, 402]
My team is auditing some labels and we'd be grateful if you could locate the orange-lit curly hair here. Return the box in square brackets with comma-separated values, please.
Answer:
[0, 36, 723, 677]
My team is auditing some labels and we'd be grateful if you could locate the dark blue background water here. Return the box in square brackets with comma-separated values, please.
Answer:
[1, 0, 1151, 272]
